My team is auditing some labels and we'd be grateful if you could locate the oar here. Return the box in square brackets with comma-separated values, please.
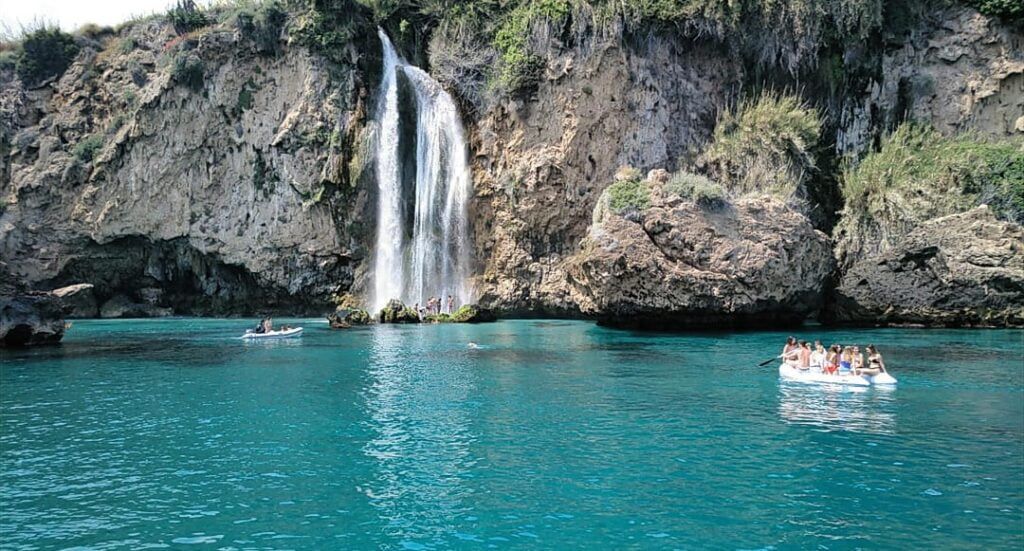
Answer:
[757, 355, 781, 367]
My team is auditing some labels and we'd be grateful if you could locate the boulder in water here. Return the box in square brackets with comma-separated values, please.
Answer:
[328, 308, 372, 328]
[828, 207, 1024, 327]
[1, 290, 68, 347]
[567, 194, 833, 329]
[377, 299, 421, 324]
[450, 304, 497, 323]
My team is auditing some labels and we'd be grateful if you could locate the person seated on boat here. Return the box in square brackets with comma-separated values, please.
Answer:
[857, 345, 886, 376]
[798, 341, 812, 370]
[851, 346, 864, 373]
[253, 318, 268, 334]
[810, 341, 826, 371]
[824, 345, 839, 375]
[838, 346, 853, 375]
[781, 337, 800, 366]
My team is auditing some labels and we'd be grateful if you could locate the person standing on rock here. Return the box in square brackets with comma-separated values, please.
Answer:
[447, 295, 455, 314]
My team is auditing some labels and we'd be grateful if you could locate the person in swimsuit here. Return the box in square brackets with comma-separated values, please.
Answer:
[798, 341, 812, 370]
[838, 346, 853, 375]
[810, 341, 826, 371]
[858, 345, 886, 376]
[823, 345, 837, 375]
[781, 337, 800, 367]
[852, 346, 864, 372]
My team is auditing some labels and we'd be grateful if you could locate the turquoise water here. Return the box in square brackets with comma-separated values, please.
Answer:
[1, 319, 1022, 549]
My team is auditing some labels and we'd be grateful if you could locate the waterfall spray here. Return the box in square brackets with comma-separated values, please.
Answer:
[372, 30, 473, 312]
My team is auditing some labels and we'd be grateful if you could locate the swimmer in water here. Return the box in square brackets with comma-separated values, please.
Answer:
[467, 342, 479, 349]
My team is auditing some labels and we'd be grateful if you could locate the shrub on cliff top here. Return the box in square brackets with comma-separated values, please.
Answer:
[168, 0, 211, 35]
[14, 26, 79, 87]
[666, 171, 728, 209]
[836, 123, 1024, 266]
[701, 92, 821, 204]
[607, 176, 650, 214]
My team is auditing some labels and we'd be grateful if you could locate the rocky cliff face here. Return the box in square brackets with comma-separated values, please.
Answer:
[838, 8, 1023, 155]
[565, 176, 833, 329]
[472, 36, 742, 315]
[829, 207, 1024, 327]
[2, 19, 368, 315]
[2, 5, 1021, 327]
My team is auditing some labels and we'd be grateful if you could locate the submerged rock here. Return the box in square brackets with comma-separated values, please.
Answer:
[377, 299, 421, 324]
[567, 193, 834, 329]
[828, 207, 1024, 327]
[328, 308, 372, 328]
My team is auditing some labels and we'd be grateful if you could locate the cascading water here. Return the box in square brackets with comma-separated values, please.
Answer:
[372, 30, 473, 312]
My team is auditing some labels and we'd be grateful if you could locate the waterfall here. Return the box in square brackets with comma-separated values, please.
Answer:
[372, 30, 473, 312]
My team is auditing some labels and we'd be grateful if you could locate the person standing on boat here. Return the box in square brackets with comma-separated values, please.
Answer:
[858, 345, 886, 377]
[262, 317, 273, 333]
[781, 337, 800, 367]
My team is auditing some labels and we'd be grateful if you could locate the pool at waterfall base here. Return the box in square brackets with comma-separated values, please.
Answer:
[1, 319, 1022, 549]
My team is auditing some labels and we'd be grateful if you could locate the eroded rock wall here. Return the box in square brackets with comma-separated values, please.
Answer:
[1, 20, 369, 315]
[471, 36, 743, 315]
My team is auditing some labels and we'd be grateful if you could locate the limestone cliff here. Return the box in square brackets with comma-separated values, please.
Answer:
[2, 3, 1021, 327]
[2, 17, 369, 316]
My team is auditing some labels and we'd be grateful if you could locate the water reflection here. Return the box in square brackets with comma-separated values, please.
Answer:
[360, 326, 478, 546]
[778, 383, 896, 434]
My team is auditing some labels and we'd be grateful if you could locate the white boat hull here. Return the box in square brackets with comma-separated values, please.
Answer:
[241, 327, 303, 340]
[779, 364, 896, 386]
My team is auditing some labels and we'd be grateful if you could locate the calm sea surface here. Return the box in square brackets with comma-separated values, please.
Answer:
[1, 319, 1022, 549]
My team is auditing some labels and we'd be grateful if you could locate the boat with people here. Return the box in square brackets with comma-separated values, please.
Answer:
[774, 337, 897, 386]
[241, 327, 303, 340]
[241, 317, 303, 340]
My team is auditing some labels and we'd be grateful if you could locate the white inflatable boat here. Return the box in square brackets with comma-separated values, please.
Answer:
[779, 364, 896, 386]
[240, 327, 303, 340]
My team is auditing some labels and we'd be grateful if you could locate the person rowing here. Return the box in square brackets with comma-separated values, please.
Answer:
[781, 337, 800, 367]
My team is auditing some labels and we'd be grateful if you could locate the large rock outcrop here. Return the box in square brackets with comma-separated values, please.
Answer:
[471, 36, 743, 316]
[1, 19, 368, 316]
[829, 207, 1024, 327]
[566, 184, 834, 329]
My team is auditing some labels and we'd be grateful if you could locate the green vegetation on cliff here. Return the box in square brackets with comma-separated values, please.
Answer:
[12, 26, 79, 87]
[606, 168, 650, 214]
[702, 92, 822, 203]
[836, 123, 1024, 265]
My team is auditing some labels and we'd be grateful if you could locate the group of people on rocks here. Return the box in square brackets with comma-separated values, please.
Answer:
[414, 295, 457, 318]
[781, 337, 888, 377]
